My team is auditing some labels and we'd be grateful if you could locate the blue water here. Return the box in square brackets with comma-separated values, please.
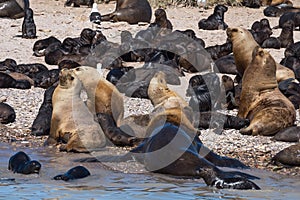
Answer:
[1, 143, 299, 200]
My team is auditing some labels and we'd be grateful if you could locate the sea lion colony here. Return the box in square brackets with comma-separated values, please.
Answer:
[1, 0, 300, 189]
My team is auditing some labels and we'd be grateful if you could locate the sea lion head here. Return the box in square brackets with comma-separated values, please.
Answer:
[58, 69, 80, 89]
[252, 46, 276, 79]
[148, 71, 168, 104]
[154, 8, 167, 20]
[226, 27, 250, 43]
[21, 160, 42, 174]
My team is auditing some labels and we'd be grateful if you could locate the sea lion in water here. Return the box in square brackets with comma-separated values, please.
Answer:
[8, 151, 41, 174]
[0, 102, 16, 124]
[0, 0, 29, 19]
[72, 66, 124, 127]
[226, 27, 295, 82]
[101, 0, 152, 24]
[45, 69, 106, 153]
[271, 143, 300, 166]
[53, 166, 91, 181]
[238, 46, 296, 136]
[21, 7, 36, 39]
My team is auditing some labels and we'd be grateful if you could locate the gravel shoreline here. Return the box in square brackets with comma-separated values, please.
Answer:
[0, 0, 299, 177]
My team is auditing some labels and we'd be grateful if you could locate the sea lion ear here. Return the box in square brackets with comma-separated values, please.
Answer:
[252, 46, 261, 58]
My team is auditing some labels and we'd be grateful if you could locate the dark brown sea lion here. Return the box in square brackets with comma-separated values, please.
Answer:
[277, 12, 300, 29]
[21, 7, 36, 39]
[96, 113, 141, 147]
[45, 69, 106, 153]
[53, 166, 91, 181]
[149, 8, 173, 36]
[101, 0, 152, 24]
[263, 6, 300, 17]
[272, 126, 300, 142]
[15, 63, 48, 78]
[198, 5, 228, 30]
[0, 58, 17, 72]
[0, 0, 29, 19]
[58, 60, 81, 70]
[226, 27, 295, 82]
[33, 36, 61, 57]
[31, 85, 56, 136]
[205, 42, 232, 60]
[64, 0, 94, 7]
[250, 18, 273, 45]
[238, 46, 296, 136]
[0, 72, 31, 89]
[214, 54, 238, 75]
[271, 143, 300, 166]
[262, 20, 294, 49]
[0, 102, 15, 124]
[242, 0, 261, 8]
[8, 151, 41, 174]
[33, 69, 60, 88]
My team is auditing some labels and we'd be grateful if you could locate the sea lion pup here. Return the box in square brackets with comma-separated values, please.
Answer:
[72, 66, 124, 127]
[33, 69, 60, 89]
[242, 0, 261, 8]
[8, 151, 41, 174]
[0, 0, 29, 19]
[21, 7, 36, 39]
[53, 166, 91, 181]
[45, 69, 106, 153]
[198, 5, 228, 30]
[262, 20, 294, 49]
[33, 36, 61, 57]
[0, 72, 31, 89]
[149, 8, 173, 36]
[271, 143, 300, 166]
[31, 85, 56, 136]
[0, 58, 17, 72]
[101, 0, 152, 24]
[263, 6, 300, 17]
[0, 102, 16, 124]
[64, 0, 94, 7]
[272, 126, 300, 142]
[238, 47, 296, 136]
[226, 27, 295, 82]
[277, 12, 300, 29]
[205, 42, 232, 61]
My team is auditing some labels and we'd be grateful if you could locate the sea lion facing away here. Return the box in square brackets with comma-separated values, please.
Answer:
[238, 46, 296, 136]
[101, 0, 152, 24]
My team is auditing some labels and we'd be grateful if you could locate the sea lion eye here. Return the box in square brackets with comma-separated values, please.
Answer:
[70, 76, 74, 80]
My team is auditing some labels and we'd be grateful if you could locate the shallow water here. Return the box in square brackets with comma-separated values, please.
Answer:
[1, 143, 299, 200]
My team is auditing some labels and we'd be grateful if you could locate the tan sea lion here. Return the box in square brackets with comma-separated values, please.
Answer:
[261, 0, 293, 6]
[45, 69, 106, 152]
[226, 27, 295, 82]
[101, 0, 152, 24]
[238, 46, 296, 136]
[72, 66, 124, 127]
[147, 71, 196, 135]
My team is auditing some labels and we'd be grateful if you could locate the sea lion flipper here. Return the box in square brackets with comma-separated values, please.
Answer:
[212, 177, 260, 190]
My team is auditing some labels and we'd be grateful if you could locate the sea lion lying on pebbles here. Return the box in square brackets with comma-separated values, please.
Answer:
[0, 0, 29, 19]
[272, 126, 300, 142]
[8, 151, 41, 174]
[0, 72, 31, 89]
[238, 46, 296, 136]
[101, 0, 152, 24]
[64, 0, 94, 7]
[271, 143, 300, 166]
[0, 102, 16, 124]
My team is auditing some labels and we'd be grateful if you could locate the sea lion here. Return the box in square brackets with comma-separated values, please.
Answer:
[277, 12, 300, 29]
[0, 58, 17, 72]
[0, 102, 16, 124]
[72, 66, 124, 127]
[96, 112, 141, 147]
[101, 0, 152, 24]
[33, 36, 61, 57]
[261, 0, 293, 6]
[31, 85, 56, 136]
[262, 20, 294, 49]
[45, 69, 106, 152]
[250, 18, 273, 45]
[214, 54, 238, 75]
[198, 5, 228, 30]
[226, 27, 295, 82]
[58, 60, 81, 70]
[0, 0, 29, 19]
[271, 126, 300, 142]
[15, 63, 48, 78]
[149, 8, 173, 36]
[8, 72, 34, 86]
[263, 6, 300, 17]
[64, 0, 94, 7]
[238, 46, 296, 136]
[33, 69, 60, 89]
[21, 8, 36, 39]
[53, 166, 91, 181]
[271, 143, 300, 166]
[8, 151, 41, 174]
[242, 0, 261, 8]
[0, 72, 31, 89]
[205, 42, 232, 61]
